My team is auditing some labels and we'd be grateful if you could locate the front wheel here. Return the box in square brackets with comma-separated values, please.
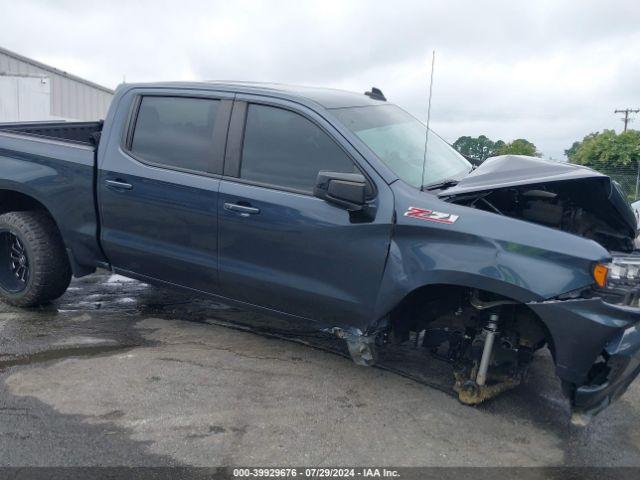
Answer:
[0, 211, 71, 307]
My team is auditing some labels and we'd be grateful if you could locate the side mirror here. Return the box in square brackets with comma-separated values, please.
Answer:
[314, 171, 367, 210]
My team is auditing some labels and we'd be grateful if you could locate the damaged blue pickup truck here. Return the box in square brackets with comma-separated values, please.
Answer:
[1, 82, 639, 423]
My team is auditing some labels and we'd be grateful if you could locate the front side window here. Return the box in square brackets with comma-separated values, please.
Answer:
[130, 96, 220, 173]
[332, 104, 472, 188]
[240, 104, 357, 193]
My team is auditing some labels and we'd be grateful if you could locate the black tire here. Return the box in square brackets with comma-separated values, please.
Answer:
[0, 211, 71, 307]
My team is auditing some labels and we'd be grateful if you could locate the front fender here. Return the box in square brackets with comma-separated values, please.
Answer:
[372, 182, 610, 324]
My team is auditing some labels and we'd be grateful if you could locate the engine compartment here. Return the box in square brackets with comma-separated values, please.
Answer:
[443, 177, 636, 253]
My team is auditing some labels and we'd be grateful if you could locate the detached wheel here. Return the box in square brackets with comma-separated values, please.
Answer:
[0, 211, 71, 307]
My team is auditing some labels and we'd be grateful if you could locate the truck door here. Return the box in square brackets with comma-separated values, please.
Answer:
[217, 97, 394, 326]
[98, 90, 232, 293]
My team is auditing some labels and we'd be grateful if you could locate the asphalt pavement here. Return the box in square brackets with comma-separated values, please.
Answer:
[1, 272, 639, 467]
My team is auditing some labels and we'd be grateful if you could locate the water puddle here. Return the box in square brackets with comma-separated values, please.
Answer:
[0, 344, 137, 370]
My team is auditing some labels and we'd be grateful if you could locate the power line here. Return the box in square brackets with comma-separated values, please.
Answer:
[614, 108, 640, 132]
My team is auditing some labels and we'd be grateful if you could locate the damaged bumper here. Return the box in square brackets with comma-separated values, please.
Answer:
[529, 296, 640, 418]
[574, 322, 640, 416]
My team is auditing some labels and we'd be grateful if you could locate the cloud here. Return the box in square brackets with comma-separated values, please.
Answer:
[0, 0, 638, 159]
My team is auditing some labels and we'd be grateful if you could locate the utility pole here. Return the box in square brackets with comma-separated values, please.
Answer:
[618, 108, 640, 200]
[614, 108, 640, 132]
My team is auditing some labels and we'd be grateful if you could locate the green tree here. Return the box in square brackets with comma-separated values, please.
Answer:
[495, 138, 541, 157]
[564, 140, 581, 161]
[567, 130, 640, 172]
[452, 135, 504, 162]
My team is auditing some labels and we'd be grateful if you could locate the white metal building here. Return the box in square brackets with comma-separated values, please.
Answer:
[0, 46, 114, 122]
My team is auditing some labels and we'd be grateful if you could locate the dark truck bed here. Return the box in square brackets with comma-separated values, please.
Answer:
[0, 120, 103, 146]
[0, 119, 104, 276]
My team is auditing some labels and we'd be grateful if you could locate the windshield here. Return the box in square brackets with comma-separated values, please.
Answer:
[332, 104, 472, 188]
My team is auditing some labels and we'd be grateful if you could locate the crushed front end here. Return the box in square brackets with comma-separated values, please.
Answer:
[529, 254, 640, 423]
[432, 155, 640, 421]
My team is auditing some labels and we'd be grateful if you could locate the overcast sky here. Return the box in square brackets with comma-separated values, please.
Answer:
[1, 0, 639, 159]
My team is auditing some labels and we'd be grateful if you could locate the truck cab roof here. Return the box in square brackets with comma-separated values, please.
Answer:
[115, 81, 386, 109]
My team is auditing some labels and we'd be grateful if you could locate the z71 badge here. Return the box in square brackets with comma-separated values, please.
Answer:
[404, 206, 459, 224]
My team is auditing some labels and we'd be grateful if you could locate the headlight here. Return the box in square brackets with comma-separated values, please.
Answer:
[594, 257, 640, 289]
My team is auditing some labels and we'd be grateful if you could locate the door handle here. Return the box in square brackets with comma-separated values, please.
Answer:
[224, 202, 260, 216]
[105, 179, 133, 191]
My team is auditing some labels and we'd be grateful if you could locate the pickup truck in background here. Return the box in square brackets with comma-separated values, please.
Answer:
[1, 81, 639, 424]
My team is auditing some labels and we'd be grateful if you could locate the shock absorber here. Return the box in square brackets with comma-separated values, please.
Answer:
[476, 314, 499, 386]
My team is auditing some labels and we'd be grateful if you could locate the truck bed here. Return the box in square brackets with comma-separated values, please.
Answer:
[0, 121, 104, 275]
[0, 120, 103, 146]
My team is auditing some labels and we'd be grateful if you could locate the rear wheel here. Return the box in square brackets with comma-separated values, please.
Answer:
[0, 211, 71, 307]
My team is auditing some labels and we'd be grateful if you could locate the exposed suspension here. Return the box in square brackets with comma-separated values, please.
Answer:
[453, 310, 524, 405]
[476, 314, 499, 386]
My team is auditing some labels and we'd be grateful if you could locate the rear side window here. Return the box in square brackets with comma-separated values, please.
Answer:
[130, 96, 219, 173]
[240, 104, 356, 193]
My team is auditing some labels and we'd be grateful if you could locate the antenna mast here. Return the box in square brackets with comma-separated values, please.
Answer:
[420, 50, 436, 191]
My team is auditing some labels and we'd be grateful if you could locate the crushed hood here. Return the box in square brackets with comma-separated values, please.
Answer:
[439, 155, 638, 250]
[442, 155, 607, 195]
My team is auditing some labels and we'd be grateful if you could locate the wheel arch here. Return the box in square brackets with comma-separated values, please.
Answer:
[0, 188, 84, 276]
[381, 281, 557, 358]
